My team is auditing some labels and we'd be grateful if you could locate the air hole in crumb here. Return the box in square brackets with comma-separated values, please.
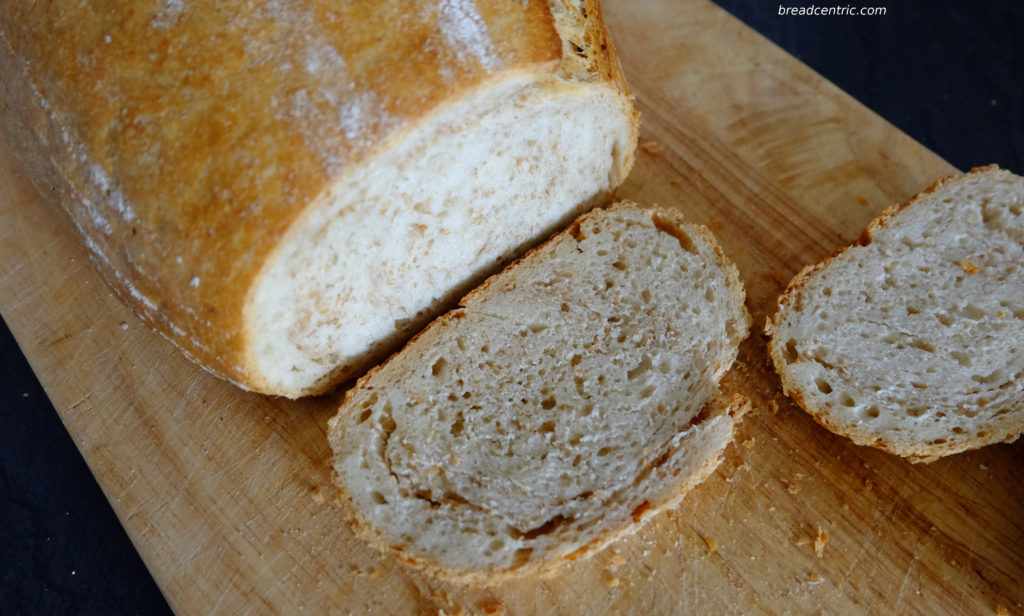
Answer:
[652, 213, 697, 253]
[431, 357, 447, 377]
[865, 406, 880, 419]
[529, 323, 548, 333]
[911, 341, 935, 353]
[357, 409, 372, 424]
[560, 303, 570, 313]
[783, 339, 800, 364]
[906, 407, 926, 418]
[597, 446, 613, 457]
[951, 350, 972, 366]
[907, 306, 921, 315]
[450, 412, 465, 437]
[541, 396, 557, 410]
[612, 260, 627, 271]
[489, 539, 505, 551]
[642, 289, 652, 303]
[952, 427, 964, 434]
[963, 304, 985, 320]
[627, 355, 653, 380]
[815, 378, 833, 394]
[936, 313, 953, 327]
[840, 393, 856, 407]
[972, 370, 1004, 385]
[911, 382, 928, 390]
[540, 420, 556, 433]
[371, 491, 387, 505]
[977, 431, 988, 438]
[705, 287, 715, 303]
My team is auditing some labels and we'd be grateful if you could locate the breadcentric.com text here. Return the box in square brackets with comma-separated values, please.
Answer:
[778, 5, 886, 15]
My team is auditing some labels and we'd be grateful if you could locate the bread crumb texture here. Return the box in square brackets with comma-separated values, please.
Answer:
[329, 202, 749, 582]
[768, 166, 1024, 461]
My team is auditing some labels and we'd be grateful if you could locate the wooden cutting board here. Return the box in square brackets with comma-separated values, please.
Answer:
[1, 0, 1021, 613]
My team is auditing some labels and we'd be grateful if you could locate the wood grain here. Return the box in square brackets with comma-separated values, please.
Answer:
[1, 0, 1021, 614]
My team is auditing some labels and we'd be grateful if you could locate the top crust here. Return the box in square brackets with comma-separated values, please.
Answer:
[767, 166, 1024, 462]
[0, 0, 636, 395]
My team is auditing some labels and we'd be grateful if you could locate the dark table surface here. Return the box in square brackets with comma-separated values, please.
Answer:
[2, 1, 1022, 614]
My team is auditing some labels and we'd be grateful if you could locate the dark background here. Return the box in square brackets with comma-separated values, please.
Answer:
[2, 1, 1022, 614]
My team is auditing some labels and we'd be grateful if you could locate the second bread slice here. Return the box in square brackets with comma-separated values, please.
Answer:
[327, 202, 750, 582]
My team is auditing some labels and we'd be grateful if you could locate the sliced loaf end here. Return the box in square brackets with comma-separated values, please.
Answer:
[328, 202, 749, 582]
[768, 166, 1024, 462]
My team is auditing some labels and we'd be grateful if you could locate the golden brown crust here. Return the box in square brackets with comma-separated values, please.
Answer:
[0, 0, 633, 393]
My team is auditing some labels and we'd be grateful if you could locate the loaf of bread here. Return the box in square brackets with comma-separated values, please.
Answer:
[0, 0, 637, 397]
[328, 202, 750, 582]
[767, 166, 1024, 462]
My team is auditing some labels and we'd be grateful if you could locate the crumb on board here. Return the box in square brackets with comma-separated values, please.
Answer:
[703, 535, 718, 552]
[606, 554, 627, 572]
[863, 478, 874, 490]
[814, 527, 829, 558]
[768, 400, 780, 415]
[995, 606, 1009, 616]
[639, 140, 665, 155]
[743, 438, 756, 449]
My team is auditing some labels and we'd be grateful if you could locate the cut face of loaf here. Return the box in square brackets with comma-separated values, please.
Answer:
[247, 77, 633, 396]
[768, 166, 1024, 462]
[328, 202, 750, 582]
[0, 0, 636, 397]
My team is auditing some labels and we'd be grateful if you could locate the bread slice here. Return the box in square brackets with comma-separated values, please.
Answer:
[328, 202, 750, 582]
[767, 166, 1024, 462]
[0, 0, 637, 397]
